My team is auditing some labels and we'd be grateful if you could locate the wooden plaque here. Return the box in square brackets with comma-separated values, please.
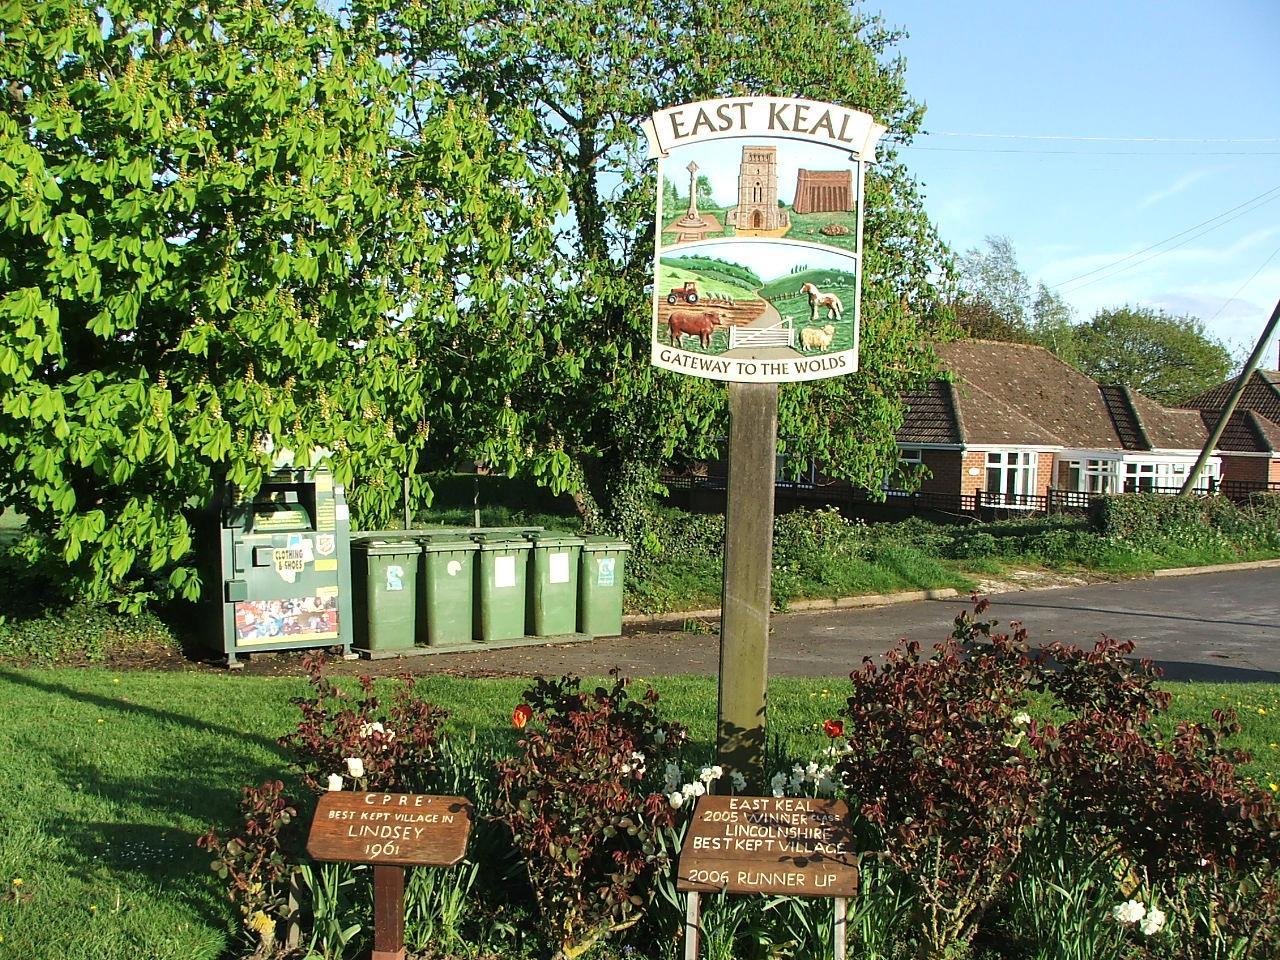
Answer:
[677, 795, 858, 897]
[307, 793, 473, 867]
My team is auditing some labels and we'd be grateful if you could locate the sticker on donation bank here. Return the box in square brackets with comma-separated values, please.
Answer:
[494, 555, 517, 588]
[643, 98, 885, 384]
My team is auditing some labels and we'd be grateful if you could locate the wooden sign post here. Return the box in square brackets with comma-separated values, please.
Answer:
[306, 792, 474, 960]
[677, 795, 859, 960]
[718, 382, 778, 787]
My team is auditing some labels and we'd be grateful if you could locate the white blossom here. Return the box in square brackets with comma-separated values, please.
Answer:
[667, 791, 685, 809]
[682, 781, 706, 798]
[1013, 712, 1031, 727]
[654, 729, 667, 746]
[326, 773, 343, 791]
[699, 765, 723, 784]
[345, 756, 365, 779]
[770, 772, 787, 798]
[730, 771, 747, 792]
[1139, 907, 1166, 936]
[816, 775, 837, 796]
[663, 762, 682, 792]
[1112, 900, 1145, 925]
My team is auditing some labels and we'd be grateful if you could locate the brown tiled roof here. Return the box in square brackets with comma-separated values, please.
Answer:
[898, 381, 961, 444]
[901, 340, 1211, 451]
[1182, 370, 1280, 421]
[1180, 370, 1280, 453]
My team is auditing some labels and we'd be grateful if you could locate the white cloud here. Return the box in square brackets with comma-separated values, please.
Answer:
[1136, 170, 1210, 211]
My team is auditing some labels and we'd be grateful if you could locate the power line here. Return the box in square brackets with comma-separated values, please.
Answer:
[1047, 185, 1280, 291]
[924, 131, 1280, 144]
[1207, 242, 1280, 324]
[902, 144, 1280, 157]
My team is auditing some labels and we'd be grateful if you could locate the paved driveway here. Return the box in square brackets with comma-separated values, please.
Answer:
[417, 568, 1280, 681]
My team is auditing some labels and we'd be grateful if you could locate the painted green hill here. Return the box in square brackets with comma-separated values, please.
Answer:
[657, 262, 760, 301]
[662, 255, 763, 289]
[758, 267, 859, 300]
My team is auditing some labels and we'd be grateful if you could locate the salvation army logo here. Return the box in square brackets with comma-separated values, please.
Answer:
[315, 534, 336, 557]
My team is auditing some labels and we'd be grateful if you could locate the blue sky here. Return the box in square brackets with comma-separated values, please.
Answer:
[880, 0, 1280, 357]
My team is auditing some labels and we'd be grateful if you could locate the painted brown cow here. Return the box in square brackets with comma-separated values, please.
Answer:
[667, 310, 720, 349]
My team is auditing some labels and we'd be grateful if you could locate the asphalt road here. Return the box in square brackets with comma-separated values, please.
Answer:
[412, 567, 1280, 682]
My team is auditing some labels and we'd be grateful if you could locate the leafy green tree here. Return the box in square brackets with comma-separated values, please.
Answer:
[0, 0, 561, 604]
[954, 235, 1033, 340]
[952, 235, 1077, 359]
[1072, 307, 1233, 405]
[371, 0, 951, 540]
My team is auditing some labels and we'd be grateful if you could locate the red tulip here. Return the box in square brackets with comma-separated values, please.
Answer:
[513, 704, 533, 729]
[823, 719, 844, 738]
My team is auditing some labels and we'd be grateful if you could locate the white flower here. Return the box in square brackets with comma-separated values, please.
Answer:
[667, 791, 685, 809]
[730, 771, 747, 792]
[1013, 712, 1031, 727]
[1112, 900, 1145, 925]
[1139, 907, 1166, 936]
[681, 780, 706, 798]
[663, 762, 682, 792]
[621, 763, 632, 774]
[770, 772, 787, 798]
[326, 773, 343, 791]
[654, 729, 667, 745]
[699, 765, 723, 784]
[805, 761, 820, 779]
[816, 775, 836, 795]
[359, 722, 385, 738]
[344, 757, 365, 779]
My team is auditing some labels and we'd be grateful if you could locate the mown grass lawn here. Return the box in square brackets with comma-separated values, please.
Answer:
[1, 669, 1278, 960]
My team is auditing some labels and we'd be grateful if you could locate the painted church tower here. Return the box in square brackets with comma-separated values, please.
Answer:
[726, 145, 790, 234]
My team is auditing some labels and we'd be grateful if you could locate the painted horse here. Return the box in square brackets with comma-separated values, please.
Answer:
[799, 282, 844, 322]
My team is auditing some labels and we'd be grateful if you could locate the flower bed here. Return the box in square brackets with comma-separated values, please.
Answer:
[199, 604, 1280, 960]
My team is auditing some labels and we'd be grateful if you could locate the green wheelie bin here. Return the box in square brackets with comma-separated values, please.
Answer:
[471, 533, 531, 642]
[418, 533, 479, 646]
[524, 532, 584, 636]
[352, 539, 421, 652]
[578, 536, 631, 637]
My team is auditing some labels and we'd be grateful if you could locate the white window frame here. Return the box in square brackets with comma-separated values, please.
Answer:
[985, 450, 1038, 506]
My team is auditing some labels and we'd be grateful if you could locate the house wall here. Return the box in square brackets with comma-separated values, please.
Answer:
[960, 451, 987, 498]
[1271, 458, 1280, 484]
[1036, 453, 1054, 497]
[918, 450, 963, 495]
[1220, 455, 1270, 485]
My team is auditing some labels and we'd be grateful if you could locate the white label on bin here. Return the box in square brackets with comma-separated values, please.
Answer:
[447, 559, 463, 576]
[597, 557, 616, 587]
[386, 565, 405, 591]
[549, 552, 570, 584]
[495, 555, 517, 588]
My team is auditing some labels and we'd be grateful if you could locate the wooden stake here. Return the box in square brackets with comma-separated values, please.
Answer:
[834, 897, 846, 960]
[371, 864, 406, 960]
[684, 892, 701, 960]
[717, 381, 778, 788]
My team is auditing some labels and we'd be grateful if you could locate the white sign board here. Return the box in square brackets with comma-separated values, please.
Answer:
[644, 98, 885, 384]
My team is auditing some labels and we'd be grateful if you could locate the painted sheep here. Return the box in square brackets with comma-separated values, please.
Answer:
[800, 324, 835, 350]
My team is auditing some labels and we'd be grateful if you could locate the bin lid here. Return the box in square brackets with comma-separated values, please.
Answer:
[581, 535, 631, 552]
[470, 532, 533, 550]
[418, 534, 479, 552]
[353, 539, 423, 556]
[524, 531, 585, 547]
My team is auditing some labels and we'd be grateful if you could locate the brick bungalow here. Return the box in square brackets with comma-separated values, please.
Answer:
[1179, 370, 1280, 488]
[896, 341, 1219, 504]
